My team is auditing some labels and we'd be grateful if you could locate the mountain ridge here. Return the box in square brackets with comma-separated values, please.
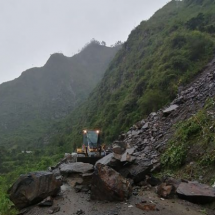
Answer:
[0, 42, 121, 147]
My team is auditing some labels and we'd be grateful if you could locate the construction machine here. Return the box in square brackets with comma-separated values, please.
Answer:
[76, 129, 106, 164]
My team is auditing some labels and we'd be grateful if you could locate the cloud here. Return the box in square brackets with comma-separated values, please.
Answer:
[0, 0, 168, 83]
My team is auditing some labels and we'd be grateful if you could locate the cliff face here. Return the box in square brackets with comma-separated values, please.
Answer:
[0, 43, 121, 147]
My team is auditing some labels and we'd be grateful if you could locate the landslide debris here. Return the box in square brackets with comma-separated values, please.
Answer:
[91, 163, 132, 201]
[9, 171, 62, 209]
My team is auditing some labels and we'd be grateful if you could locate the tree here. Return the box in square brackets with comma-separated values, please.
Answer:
[114, 41, 122, 47]
[101, 41, 106, 46]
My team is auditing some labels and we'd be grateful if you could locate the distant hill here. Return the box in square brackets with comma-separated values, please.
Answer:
[0, 42, 121, 147]
[51, 0, 215, 150]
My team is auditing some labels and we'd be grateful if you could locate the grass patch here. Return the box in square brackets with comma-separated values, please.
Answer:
[161, 98, 215, 182]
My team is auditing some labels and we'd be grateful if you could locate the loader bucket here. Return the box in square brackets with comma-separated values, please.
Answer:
[77, 156, 103, 165]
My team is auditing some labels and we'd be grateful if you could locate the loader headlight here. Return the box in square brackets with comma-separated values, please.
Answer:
[83, 130, 87, 134]
[96, 130, 100, 134]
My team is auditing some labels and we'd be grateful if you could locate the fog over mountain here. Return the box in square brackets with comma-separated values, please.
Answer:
[0, 0, 168, 84]
[0, 42, 121, 146]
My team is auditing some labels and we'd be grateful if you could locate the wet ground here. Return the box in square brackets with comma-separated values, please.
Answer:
[25, 183, 214, 215]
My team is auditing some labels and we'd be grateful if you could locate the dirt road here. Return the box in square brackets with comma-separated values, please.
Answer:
[26, 184, 214, 215]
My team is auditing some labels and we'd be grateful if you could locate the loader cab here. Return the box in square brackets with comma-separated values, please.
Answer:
[83, 130, 101, 150]
[76, 129, 105, 163]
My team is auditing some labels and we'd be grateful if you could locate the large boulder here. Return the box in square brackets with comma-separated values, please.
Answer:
[113, 148, 136, 163]
[112, 141, 127, 154]
[177, 182, 215, 204]
[95, 153, 122, 170]
[8, 171, 61, 209]
[60, 162, 93, 175]
[91, 163, 132, 201]
[96, 148, 135, 172]
[125, 158, 153, 183]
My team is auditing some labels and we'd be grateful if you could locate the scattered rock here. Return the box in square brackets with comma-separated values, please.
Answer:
[136, 203, 156, 211]
[17, 208, 31, 215]
[48, 206, 60, 214]
[157, 183, 173, 199]
[146, 175, 161, 187]
[81, 172, 93, 185]
[38, 196, 53, 207]
[67, 175, 84, 187]
[9, 171, 61, 209]
[74, 185, 83, 192]
[134, 121, 143, 129]
[112, 141, 127, 154]
[91, 163, 132, 201]
[126, 158, 153, 183]
[113, 148, 136, 163]
[133, 191, 138, 196]
[76, 209, 85, 215]
[141, 199, 147, 203]
[142, 122, 149, 129]
[164, 177, 181, 193]
[163, 104, 179, 115]
[95, 153, 121, 170]
[51, 168, 61, 178]
[177, 182, 215, 204]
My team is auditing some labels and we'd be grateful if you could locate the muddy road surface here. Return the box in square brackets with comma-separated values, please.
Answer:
[25, 184, 213, 215]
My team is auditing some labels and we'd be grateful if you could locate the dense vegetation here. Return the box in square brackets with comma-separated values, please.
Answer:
[52, 0, 215, 149]
[0, 41, 120, 148]
[161, 97, 215, 184]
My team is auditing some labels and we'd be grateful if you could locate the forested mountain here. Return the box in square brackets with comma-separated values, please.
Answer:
[52, 0, 215, 149]
[0, 42, 121, 147]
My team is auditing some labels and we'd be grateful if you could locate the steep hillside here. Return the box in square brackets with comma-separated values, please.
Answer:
[0, 42, 120, 147]
[53, 0, 215, 149]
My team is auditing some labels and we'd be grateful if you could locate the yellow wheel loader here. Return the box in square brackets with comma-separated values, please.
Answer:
[76, 129, 106, 164]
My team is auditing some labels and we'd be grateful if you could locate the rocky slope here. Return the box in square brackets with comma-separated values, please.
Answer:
[0, 42, 120, 147]
[113, 56, 215, 178]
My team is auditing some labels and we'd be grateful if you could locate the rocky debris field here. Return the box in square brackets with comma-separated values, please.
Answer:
[9, 57, 215, 214]
[10, 153, 215, 215]
[22, 185, 214, 215]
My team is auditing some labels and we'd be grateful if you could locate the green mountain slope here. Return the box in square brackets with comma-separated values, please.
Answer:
[0, 42, 120, 147]
[53, 0, 215, 149]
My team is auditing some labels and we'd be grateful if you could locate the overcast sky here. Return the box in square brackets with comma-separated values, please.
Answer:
[0, 0, 168, 84]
